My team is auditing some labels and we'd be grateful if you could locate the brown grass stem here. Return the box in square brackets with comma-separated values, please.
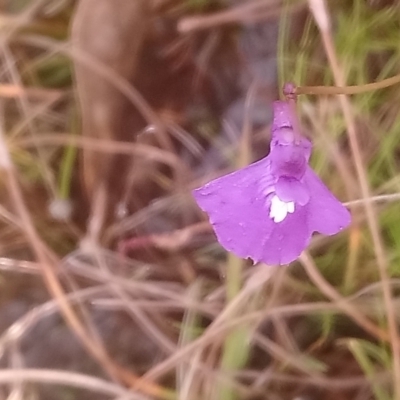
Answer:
[300, 252, 389, 342]
[0, 114, 174, 400]
[308, 1, 400, 398]
[0, 369, 147, 400]
[178, 0, 303, 33]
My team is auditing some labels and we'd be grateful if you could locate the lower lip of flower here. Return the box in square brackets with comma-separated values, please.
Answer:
[269, 194, 295, 223]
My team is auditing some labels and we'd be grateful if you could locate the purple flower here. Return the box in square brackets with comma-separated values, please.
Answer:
[193, 101, 351, 265]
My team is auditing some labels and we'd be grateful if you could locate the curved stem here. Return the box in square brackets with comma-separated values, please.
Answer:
[295, 72, 400, 95]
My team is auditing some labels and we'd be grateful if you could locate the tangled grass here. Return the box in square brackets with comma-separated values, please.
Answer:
[0, 0, 400, 399]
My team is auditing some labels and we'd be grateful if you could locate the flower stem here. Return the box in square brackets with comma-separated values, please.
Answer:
[217, 83, 256, 400]
[283, 84, 303, 144]
[225, 253, 243, 301]
[218, 254, 247, 400]
[295, 73, 400, 96]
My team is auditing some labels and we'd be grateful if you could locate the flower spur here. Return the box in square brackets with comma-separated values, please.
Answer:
[193, 100, 351, 265]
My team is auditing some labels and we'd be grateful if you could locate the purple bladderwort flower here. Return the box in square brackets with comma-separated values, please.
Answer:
[193, 100, 351, 265]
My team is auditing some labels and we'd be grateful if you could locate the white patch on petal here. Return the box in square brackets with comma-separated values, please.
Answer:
[287, 201, 295, 214]
[269, 195, 295, 223]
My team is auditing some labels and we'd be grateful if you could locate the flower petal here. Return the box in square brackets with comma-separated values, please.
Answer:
[269, 143, 308, 180]
[192, 99, 351, 266]
[275, 176, 310, 206]
[304, 167, 351, 235]
[193, 157, 276, 262]
[259, 205, 311, 265]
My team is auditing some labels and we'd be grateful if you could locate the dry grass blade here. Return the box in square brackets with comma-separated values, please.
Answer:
[1, 1, 398, 399]
[15, 133, 187, 173]
[0, 369, 150, 400]
[0, 286, 107, 352]
[300, 252, 389, 342]
[0, 84, 63, 100]
[178, 0, 304, 32]
[0, 104, 172, 399]
[308, 0, 400, 397]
